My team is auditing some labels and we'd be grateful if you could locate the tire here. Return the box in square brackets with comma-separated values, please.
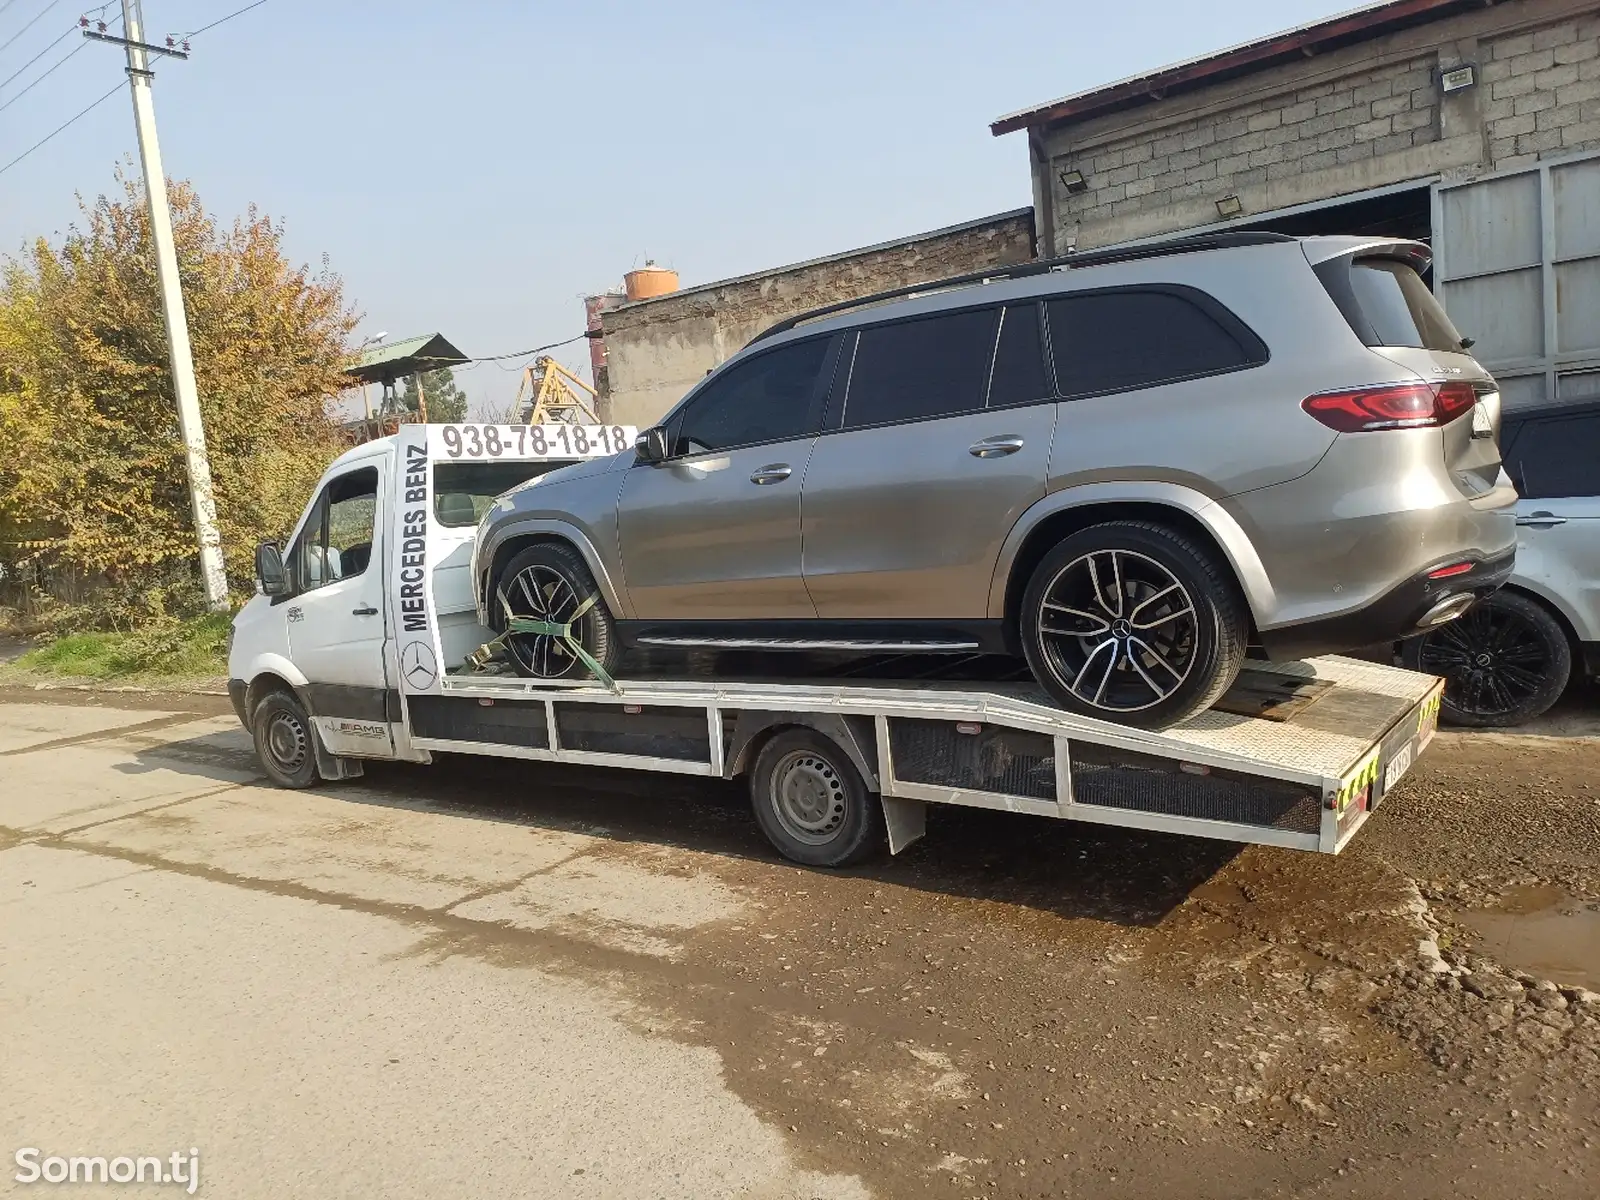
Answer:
[749, 728, 885, 868]
[252, 689, 320, 788]
[1401, 590, 1571, 728]
[491, 542, 619, 681]
[1019, 520, 1248, 729]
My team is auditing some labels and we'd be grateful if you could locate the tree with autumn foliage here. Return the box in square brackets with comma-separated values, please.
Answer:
[0, 169, 357, 626]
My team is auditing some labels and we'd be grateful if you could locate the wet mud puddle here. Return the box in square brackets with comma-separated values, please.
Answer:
[1459, 885, 1600, 990]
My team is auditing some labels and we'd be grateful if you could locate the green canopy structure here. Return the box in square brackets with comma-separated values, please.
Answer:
[342, 333, 469, 435]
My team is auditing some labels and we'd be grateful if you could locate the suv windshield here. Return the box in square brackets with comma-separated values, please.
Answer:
[433, 460, 571, 527]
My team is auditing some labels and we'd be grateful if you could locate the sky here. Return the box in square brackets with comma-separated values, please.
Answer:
[1, 0, 1361, 415]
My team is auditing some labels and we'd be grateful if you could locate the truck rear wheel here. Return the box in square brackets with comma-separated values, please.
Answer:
[493, 542, 619, 681]
[252, 690, 320, 788]
[749, 729, 884, 868]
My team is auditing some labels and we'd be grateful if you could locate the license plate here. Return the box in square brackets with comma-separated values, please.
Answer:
[1384, 743, 1415, 793]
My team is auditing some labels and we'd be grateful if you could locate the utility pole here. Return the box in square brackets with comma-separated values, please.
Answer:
[86, 3, 228, 610]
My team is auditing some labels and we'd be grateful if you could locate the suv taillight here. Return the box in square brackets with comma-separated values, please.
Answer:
[1302, 381, 1476, 432]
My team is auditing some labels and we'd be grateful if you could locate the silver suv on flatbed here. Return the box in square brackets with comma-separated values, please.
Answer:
[474, 231, 1517, 728]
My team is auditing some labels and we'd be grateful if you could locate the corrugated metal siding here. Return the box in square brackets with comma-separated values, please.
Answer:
[1435, 151, 1600, 410]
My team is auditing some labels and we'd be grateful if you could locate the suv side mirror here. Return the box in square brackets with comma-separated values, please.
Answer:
[635, 425, 671, 464]
[255, 541, 288, 596]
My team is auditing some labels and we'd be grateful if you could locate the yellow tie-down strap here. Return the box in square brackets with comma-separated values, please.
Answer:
[1333, 748, 1380, 814]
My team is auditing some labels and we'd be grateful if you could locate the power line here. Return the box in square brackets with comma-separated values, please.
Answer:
[0, 15, 115, 114]
[184, 0, 269, 39]
[0, 1, 62, 56]
[0, 20, 70, 92]
[0, 76, 120, 178]
[469, 333, 588, 363]
[0, 0, 24, 17]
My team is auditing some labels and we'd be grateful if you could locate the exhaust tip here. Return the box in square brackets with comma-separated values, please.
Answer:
[1418, 594, 1474, 628]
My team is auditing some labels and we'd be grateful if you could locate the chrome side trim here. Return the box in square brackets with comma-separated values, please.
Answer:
[634, 636, 982, 652]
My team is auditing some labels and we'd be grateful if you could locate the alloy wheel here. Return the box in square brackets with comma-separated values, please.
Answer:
[1415, 602, 1553, 719]
[499, 564, 583, 678]
[1034, 549, 1199, 714]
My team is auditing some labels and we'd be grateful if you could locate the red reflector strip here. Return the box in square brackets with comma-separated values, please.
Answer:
[1427, 561, 1474, 579]
[955, 722, 983, 735]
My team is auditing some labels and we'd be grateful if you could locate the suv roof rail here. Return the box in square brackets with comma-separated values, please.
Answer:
[746, 230, 1298, 346]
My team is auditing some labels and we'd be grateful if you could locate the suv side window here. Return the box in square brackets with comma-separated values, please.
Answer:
[1046, 287, 1263, 398]
[671, 337, 831, 456]
[1501, 406, 1600, 499]
[289, 467, 379, 594]
[986, 303, 1051, 409]
[842, 307, 998, 429]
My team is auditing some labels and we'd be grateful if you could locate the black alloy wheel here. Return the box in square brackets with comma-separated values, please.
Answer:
[1403, 590, 1570, 728]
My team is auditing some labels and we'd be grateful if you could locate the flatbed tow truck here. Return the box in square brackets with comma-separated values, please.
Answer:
[229, 424, 1444, 867]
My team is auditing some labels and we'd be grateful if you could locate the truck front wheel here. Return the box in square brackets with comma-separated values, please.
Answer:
[252, 690, 320, 788]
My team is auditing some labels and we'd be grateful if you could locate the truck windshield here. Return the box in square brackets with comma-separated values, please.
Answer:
[433, 460, 572, 527]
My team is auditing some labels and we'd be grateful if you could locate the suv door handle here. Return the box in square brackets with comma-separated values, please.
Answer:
[750, 464, 792, 485]
[352, 605, 379, 616]
[969, 435, 1025, 458]
[1516, 512, 1567, 528]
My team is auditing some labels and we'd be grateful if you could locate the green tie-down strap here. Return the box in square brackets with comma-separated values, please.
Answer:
[467, 592, 619, 692]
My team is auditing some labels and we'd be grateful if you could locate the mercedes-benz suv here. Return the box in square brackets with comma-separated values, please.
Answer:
[474, 231, 1517, 728]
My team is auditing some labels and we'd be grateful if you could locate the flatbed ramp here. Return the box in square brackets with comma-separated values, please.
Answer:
[401, 654, 1442, 857]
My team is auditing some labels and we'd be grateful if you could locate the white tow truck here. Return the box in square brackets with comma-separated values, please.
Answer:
[228, 423, 1444, 867]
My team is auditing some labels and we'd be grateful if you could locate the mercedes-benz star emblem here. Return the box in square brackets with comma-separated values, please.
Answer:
[402, 641, 439, 690]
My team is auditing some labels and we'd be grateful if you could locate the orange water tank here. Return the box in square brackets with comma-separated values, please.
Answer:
[624, 261, 679, 301]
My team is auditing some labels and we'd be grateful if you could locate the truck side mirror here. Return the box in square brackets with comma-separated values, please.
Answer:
[255, 541, 288, 597]
[635, 425, 671, 464]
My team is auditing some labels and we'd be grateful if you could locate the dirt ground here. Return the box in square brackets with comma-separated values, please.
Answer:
[2, 683, 1597, 1199]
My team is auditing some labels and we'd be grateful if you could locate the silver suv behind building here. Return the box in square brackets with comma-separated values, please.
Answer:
[475, 232, 1517, 728]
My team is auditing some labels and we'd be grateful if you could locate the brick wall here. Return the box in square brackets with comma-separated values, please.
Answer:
[599, 210, 1036, 427]
[1031, 0, 1600, 252]
[1481, 12, 1600, 168]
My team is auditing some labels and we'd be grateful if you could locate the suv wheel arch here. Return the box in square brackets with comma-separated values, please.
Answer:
[479, 522, 631, 622]
[991, 488, 1268, 649]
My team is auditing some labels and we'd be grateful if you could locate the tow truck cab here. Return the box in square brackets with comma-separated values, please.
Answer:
[227, 424, 630, 762]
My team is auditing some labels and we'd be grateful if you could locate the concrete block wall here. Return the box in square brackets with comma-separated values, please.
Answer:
[599, 211, 1035, 428]
[1033, 0, 1600, 253]
[1481, 10, 1600, 169]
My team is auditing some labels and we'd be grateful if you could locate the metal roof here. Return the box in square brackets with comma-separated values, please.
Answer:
[343, 333, 468, 385]
[991, 0, 1476, 136]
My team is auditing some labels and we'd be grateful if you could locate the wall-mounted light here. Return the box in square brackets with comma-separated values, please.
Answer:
[1440, 64, 1476, 93]
[1216, 194, 1244, 218]
[1059, 169, 1089, 194]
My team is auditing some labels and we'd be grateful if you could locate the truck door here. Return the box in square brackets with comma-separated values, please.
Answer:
[284, 459, 395, 752]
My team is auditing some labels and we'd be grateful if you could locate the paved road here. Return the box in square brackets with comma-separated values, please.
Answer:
[2, 688, 1598, 1199]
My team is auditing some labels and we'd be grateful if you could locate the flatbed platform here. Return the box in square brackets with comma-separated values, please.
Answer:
[403, 653, 1442, 857]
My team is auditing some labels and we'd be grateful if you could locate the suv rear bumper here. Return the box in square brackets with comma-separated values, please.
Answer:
[1259, 549, 1515, 661]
